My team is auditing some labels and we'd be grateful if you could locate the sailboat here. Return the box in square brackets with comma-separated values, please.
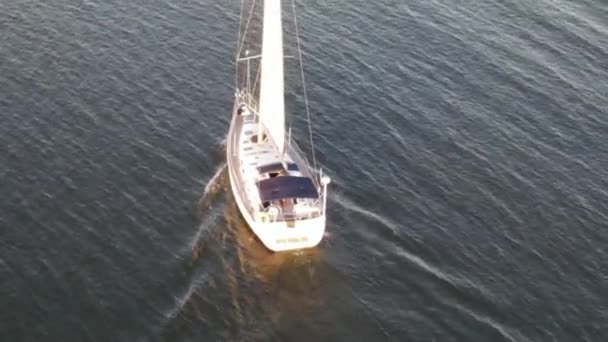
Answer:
[226, 0, 330, 252]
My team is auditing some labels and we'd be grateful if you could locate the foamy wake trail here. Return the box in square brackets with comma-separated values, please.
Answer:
[331, 192, 399, 234]
[186, 162, 228, 249]
[201, 162, 227, 201]
[166, 163, 230, 323]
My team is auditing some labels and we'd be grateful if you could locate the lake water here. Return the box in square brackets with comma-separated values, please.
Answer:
[1, 0, 607, 341]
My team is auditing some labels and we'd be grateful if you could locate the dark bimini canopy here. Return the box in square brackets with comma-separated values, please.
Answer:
[257, 176, 319, 202]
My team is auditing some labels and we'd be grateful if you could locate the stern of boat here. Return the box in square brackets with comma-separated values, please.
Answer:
[251, 215, 326, 252]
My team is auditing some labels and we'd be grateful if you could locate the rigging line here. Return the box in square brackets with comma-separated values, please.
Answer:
[290, 0, 317, 171]
[251, 60, 262, 102]
[236, 0, 257, 64]
[235, 0, 245, 87]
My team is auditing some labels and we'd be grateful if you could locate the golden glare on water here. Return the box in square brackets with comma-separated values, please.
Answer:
[220, 193, 328, 333]
[177, 159, 330, 338]
[223, 197, 322, 283]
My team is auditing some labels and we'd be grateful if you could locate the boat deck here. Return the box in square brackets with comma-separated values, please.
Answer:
[227, 100, 322, 222]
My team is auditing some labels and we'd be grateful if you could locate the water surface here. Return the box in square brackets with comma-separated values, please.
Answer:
[1, 0, 607, 341]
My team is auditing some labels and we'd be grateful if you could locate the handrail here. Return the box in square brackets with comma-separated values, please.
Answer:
[267, 210, 322, 223]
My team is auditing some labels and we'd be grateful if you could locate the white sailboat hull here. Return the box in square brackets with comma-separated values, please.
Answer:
[226, 0, 328, 252]
[226, 99, 327, 252]
[228, 170, 326, 252]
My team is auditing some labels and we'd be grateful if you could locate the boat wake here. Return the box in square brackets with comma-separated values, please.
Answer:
[198, 162, 228, 209]
[161, 162, 232, 335]
[161, 187, 327, 340]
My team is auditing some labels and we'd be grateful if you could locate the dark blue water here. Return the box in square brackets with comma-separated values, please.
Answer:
[1, 0, 607, 341]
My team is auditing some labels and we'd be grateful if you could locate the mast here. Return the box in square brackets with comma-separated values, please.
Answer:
[258, 0, 285, 154]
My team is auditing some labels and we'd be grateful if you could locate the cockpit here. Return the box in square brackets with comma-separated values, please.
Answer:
[255, 161, 320, 220]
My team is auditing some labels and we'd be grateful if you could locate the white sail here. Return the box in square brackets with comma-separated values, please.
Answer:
[259, 0, 285, 154]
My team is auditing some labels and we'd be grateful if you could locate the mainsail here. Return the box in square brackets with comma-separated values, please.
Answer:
[258, 0, 285, 153]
